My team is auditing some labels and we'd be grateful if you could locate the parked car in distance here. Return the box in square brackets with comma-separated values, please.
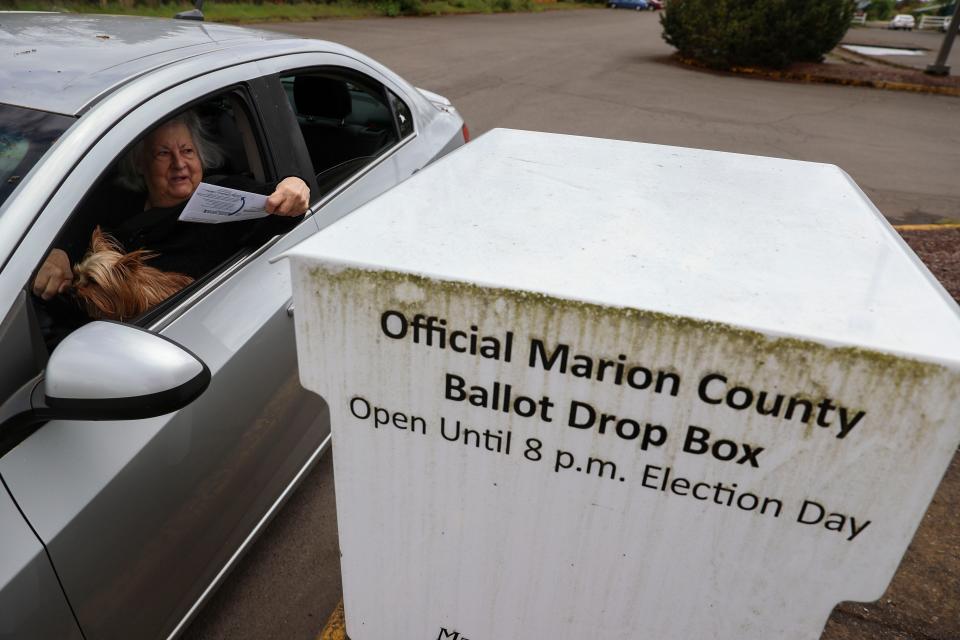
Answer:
[608, 0, 649, 9]
[0, 11, 465, 640]
[647, 0, 664, 9]
[889, 14, 916, 30]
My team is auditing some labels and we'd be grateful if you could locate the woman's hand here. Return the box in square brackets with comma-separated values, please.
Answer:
[32, 249, 73, 300]
[265, 177, 310, 217]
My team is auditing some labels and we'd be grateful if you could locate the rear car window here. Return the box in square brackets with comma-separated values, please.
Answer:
[280, 72, 399, 197]
[0, 103, 75, 210]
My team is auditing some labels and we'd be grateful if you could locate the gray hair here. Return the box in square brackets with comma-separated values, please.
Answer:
[116, 110, 224, 192]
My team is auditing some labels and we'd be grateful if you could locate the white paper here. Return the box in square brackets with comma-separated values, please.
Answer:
[178, 183, 269, 224]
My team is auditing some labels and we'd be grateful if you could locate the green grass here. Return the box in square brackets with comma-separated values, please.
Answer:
[3, 0, 599, 22]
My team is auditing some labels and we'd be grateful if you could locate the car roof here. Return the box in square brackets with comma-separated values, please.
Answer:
[0, 13, 291, 116]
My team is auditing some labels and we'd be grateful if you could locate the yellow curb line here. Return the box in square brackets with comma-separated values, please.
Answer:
[894, 223, 960, 232]
[318, 598, 347, 640]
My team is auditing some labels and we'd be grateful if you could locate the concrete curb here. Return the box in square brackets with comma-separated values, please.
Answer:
[675, 56, 960, 98]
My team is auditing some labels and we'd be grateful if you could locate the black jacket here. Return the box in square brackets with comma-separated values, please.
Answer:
[66, 175, 301, 279]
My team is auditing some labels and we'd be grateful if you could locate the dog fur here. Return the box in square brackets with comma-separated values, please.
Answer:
[73, 227, 193, 321]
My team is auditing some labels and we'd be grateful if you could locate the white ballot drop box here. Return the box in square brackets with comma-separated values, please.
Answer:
[286, 129, 960, 640]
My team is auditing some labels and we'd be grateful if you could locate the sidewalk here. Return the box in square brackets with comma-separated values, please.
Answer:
[841, 23, 959, 71]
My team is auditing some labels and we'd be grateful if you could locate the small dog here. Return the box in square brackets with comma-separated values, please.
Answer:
[72, 227, 193, 321]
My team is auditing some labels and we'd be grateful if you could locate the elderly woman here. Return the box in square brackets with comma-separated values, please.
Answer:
[33, 111, 310, 304]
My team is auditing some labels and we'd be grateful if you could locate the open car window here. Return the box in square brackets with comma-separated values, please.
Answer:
[32, 87, 296, 349]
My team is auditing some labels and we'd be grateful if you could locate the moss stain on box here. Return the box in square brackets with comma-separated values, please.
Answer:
[310, 265, 945, 389]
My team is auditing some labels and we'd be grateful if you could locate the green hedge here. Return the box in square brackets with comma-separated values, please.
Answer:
[661, 0, 855, 70]
[866, 0, 894, 20]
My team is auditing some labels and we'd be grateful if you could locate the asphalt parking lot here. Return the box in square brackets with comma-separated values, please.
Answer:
[183, 10, 960, 640]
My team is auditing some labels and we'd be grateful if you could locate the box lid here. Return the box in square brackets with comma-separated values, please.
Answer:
[288, 128, 960, 365]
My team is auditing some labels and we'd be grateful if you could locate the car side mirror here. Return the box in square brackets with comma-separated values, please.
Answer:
[0, 322, 210, 456]
[42, 321, 210, 421]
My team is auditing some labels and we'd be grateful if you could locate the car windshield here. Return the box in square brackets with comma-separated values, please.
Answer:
[0, 103, 75, 210]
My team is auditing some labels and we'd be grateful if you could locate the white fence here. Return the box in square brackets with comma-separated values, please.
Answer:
[851, 13, 866, 25]
[919, 15, 949, 30]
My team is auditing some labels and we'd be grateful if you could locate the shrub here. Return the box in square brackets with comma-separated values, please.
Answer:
[866, 0, 895, 20]
[398, 0, 423, 13]
[379, 0, 422, 16]
[379, 0, 401, 15]
[661, 0, 856, 70]
[492, 0, 531, 11]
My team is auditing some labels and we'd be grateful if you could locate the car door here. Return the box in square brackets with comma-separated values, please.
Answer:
[0, 483, 83, 640]
[0, 60, 331, 640]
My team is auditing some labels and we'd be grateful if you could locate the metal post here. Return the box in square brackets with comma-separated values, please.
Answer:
[926, 3, 960, 76]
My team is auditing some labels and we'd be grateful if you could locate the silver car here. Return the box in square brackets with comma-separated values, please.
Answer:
[0, 12, 465, 639]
